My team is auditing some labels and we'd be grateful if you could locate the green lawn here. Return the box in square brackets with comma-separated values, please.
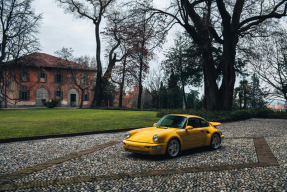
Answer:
[0, 108, 160, 139]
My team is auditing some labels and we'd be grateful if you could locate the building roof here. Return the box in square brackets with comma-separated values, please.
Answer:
[8, 52, 96, 71]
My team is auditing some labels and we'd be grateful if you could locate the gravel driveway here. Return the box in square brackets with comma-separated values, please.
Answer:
[0, 118, 286, 191]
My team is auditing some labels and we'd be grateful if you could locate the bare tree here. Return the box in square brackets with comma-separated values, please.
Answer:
[128, 2, 167, 109]
[56, 0, 116, 108]
[0, 0, 42, 108]
[251, 31, 287, 101]
[145, 0, 287, 110]
[144, 66, 163, 109]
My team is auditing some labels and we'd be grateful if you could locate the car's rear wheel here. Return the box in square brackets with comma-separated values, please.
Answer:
[210, 134, 221, 149]
[166, 139, 180, 157]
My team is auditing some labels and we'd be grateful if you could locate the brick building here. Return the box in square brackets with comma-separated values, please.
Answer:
[1, 53, 96, 108]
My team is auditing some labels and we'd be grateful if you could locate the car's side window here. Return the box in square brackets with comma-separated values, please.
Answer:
[188, 118, 200, 128]
[200, 119, 210, 127]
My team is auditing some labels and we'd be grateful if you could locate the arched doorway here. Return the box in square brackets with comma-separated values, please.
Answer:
[68, 88, 79, 107]
[36, 87, 49, 106]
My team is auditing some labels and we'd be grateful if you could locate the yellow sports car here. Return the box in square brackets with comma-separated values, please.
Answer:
[123, 114, 224, 157]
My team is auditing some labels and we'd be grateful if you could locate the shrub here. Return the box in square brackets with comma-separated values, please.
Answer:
[252, 108, 275, 118]
[157, 109, 253, 122]
[230, 110, 252, 121]
[274, 110, 287, 119]
[44, 99, 61, 108]
[157, 107, 287, 121]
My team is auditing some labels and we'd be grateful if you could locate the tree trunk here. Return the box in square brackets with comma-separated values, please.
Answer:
[243, 88, 247, 109]
[91, 23, 102, 108]
[239, 94, 242, 110]
[202, 47, 219, 111]
[80, 89, 84, 109]
[137, 57, 143, 109]
[179, 46, 187, 109]
[119, 58, 126, 108]
[4, 72, 7, 108]
[219, 31, 237, 111]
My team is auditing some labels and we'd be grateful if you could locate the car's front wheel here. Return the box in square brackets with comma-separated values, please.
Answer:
[210, 134, 221, 149]
[166, 139, 180, 157]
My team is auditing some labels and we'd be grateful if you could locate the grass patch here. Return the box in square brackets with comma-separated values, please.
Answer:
[0, 108, 159, 139]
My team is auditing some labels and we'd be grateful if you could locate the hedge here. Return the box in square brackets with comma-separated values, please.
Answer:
[156, 108, 287, 122]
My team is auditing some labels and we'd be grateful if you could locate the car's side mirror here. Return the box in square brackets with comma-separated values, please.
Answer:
[185, 126, 193, 130]
[153, 123, 156, 127]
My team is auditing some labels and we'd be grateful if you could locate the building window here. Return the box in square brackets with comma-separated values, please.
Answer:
[54, 71, 63, 83]
[19, 86, 30, 100]
[40, 72, 45, 78]
[83, 73, 88, 84]
[54, 88, 63, 101]
[83, 89, 89, 101]
[38, 70, 47, 82]
[71, 72, 75, 84]
[56, 88, 61, 97]
[20, 71, 30, 82]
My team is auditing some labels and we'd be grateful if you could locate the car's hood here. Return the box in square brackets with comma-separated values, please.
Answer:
[127, 127, 177, 143]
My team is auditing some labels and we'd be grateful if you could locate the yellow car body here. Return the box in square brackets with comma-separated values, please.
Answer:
[123, 114, 224, 157]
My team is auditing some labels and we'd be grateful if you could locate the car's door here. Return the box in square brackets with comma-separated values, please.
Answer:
[183, 118, 208, 148]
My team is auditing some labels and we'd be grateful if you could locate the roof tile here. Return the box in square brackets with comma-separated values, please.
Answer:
[9, 52, 96, 71]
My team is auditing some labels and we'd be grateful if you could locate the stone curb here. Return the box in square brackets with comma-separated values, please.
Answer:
[0, 137, 279, 191]
[0, 128, 137, 144]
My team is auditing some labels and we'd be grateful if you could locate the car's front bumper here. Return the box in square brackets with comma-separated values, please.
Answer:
[123, 140, 167, 155]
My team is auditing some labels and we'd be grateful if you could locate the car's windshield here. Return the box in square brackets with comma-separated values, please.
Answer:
[155, 116, 187, 129]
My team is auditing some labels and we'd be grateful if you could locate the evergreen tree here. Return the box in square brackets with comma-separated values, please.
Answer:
[186, 90, 199, 109]
[159, 81, 167, 109]
[250, 74, 266, 108]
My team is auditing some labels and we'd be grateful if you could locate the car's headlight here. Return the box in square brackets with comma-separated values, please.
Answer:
[153, 134, 158, 142]
[124, 131, 130, 139]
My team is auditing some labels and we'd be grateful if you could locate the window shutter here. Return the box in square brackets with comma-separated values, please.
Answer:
[19, 90, 22, 100]
[54, 74, 56, 83]
[20, 72, 23, 81]
[61, 74, 63, 83]
[45, 73, 48, 82]
[87, 92, 90, 101]
[61, 91, 63, 101]
[54, 91, 56, 99]
[27, 90, 30, 100]
[27, 73, 30, 81]
[38, 73, 41, 82]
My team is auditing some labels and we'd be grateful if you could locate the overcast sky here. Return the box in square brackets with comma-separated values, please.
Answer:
[32, 0, 176, 58]
[32, 0, 202, 93]
[33, 0, 97, 58]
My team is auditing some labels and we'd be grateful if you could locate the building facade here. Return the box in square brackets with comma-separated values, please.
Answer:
[1, 53, 96, 108]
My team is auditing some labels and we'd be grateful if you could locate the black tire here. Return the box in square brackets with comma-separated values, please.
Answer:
[210, 134, 221, 149]
[166, 139, 180, 157]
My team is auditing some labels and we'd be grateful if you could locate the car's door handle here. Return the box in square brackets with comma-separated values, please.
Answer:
[200, 130, 204, 132]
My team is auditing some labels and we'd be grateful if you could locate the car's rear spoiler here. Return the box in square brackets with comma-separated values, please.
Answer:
[210, 122, 221, 127]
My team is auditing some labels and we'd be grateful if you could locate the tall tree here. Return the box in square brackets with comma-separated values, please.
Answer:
[56, 0, 115, 108]
[162, 32, 203, 109]
[234, 80, 251, 109]
[146, 0, 287, 110]
[186, 90, 199, 109]
[250, 73, 265, 108]
[128, 2, 167, 109]
[104, 11, 137, 108]
[167, 70, 183, 109]
[251, 32, 287, 101]
[0, 0, 42, 108]
[144, 67, 163, 109]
